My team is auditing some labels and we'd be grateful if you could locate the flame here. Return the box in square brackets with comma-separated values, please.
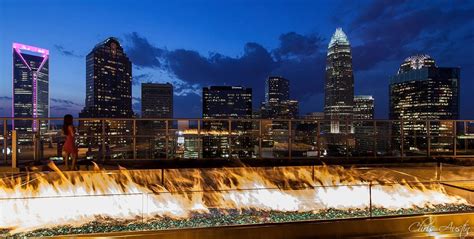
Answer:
[0, 163, 469, 234]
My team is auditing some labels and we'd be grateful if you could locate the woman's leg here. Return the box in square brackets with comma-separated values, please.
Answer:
[71, 152, 78, 171]
[62, 151, 69, 170]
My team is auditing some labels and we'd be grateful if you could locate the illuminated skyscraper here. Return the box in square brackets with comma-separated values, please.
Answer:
[12, 43, 49, 133]
[79, 37, 133, 151]
[261, 76, 299, 119]
[353, 95, 374, 155]
[141, 83, 173, 118]
[80, 37, 133, 118]
[389, 55, 459, 121]
[202, 86, 252, 119]
[353, 95, 374, 120]
[324, 28, 354, 133]
[265, 76, 289, 104]
[140, 83, 173, 146]
[202, 86, 253, 158]
[389, 55, 460, 154]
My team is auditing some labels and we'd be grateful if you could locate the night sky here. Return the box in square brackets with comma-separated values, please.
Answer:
[1, 0, 473, 119]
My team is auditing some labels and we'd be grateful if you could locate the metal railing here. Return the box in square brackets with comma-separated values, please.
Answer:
[2, 117, 474, 168]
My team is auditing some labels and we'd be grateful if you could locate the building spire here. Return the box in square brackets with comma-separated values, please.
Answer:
[328, 27, 350, 48]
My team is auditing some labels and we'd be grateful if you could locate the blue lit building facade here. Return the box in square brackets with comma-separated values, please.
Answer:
[12, 43, 49, 133]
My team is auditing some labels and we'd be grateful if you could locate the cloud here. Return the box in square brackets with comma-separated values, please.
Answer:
[54, 44, 83, 58]
[334, 0, 474, 118]
[124, 0, 474, 118]
[349, 0, 474, 71]
[50, 98, 82, 106]
[166, 42, 275, 87]
[273, 32, 325, 60]
[350, 0, 410, 29]
[124, 32, 163, 68]
[50, 98, 83, 117]
[132, 73, 152, 86]
[132, 97, 141, 115]
[124, 32, 326, 114]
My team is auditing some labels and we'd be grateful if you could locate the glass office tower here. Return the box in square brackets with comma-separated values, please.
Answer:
[141, 83, 173, 118]
[261, 76, 299, 119]
[79, 37, 133, 154]
[202, 86, 253, 159]
[12, 43, 49, 133]
[389, 55, 460, 155]
[324, 28, 354, 133]
[80, 37, 133, 118]
[390, 55, 459, 121]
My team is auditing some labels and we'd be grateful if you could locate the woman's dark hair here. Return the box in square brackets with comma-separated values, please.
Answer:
[62, 114, 74, 135]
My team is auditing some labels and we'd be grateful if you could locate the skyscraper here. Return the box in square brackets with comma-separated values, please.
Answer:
[389, 55, 459, 121]
[79, 37, 133, 152]
[12, 43, 49, 133]
[261, 76, 299, 119]
[265, 76, 289, 104]
[353, 95, 374, 120]
[203, 86, 252, 119]
[353, 95, 375, 155]
[80, 37, 133, 118]
[202, 86, 253, 158]
[141, 83, 173, 118]
[389, 55, 460, 155]
[138, 83, 173, 159]
[324, 28, 354, 133]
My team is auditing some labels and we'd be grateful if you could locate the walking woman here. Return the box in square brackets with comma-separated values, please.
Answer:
[62, 114, 78, 170]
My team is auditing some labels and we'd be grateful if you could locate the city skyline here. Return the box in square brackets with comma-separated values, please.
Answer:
[1, 0, 473, 119]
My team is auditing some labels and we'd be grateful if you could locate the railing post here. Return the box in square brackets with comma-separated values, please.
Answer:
[141, 193, 145, 224]
[317, 121, 321, 158]
[258, 119, 262, 159]
[12, 130, 17, 169]
[133, 119, 137, 160]
[345, 118, 349, 160]
[427, 120, 431, 158]
[165, 120, 169, 160]
[369, 182, 373, 218]
[161, 168, 165, 185]
[228, 119, 232, 159]
[38, 119, 42, 160]
[198, 119, 202, 159]
[436, 160, 442, 181]
[453, 121, 457, 157]
[373, 120, 377, 159]
[414, 121, 417, 153]
[33, 131, 37, 162]
[33, 119, 40, 162]
[464, 121, 467, 154]
[400, 120, 404, 160]
[101, 120, 106, 162]
[288, 120, 292, 160]
[3, 119, 7, 164]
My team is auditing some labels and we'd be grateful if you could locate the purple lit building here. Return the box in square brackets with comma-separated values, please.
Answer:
[12, 43, 49, 133]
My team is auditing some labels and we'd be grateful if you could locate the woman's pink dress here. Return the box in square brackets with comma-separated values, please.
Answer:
[63, 126, 78, 154]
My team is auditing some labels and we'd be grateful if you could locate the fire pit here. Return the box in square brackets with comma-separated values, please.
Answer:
[1, 164, 473, 237]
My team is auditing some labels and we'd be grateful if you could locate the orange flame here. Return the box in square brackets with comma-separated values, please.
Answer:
[0, 163, 469, 233]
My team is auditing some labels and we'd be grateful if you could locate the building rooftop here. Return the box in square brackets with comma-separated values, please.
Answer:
[328, 28, 350, 48]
